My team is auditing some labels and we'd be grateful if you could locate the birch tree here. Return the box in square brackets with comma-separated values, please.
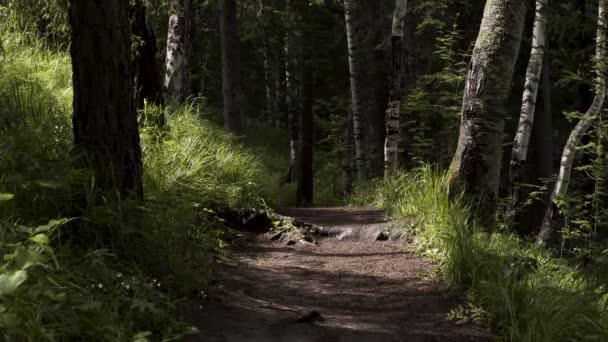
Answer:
[344, 0, 364, 182]
[220, 0, 245, 134]
[509, 0, 548, 192]
[164, 0, 192, 105]
[539, 0, 608, 244]
[384, 0, 407, 177]
[448, 0, 528, 224]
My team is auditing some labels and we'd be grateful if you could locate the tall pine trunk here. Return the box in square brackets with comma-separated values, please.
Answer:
[539, 0, 607, 244]
[131, 0, 162, 108]
[164, 0, 192, 105]
[297, 46, 314, 206]
[509, 0, 548, 210]
[283, 0, 299, 184]
[448, 0, 528, 224]
[384, 0, 407, 177]
[344, 0, 364, 182]
[70, 0, 143, 197]
[219, 0, 244, 135]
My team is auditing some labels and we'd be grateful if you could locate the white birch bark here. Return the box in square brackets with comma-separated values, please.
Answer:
[384, 0, 408, 177]
[448, 0, 528, 224]
[538, 0, 607, 244]
[344, 0, 365, 182]
[164, 0, 191, 105]
[509, 0, 547, 186]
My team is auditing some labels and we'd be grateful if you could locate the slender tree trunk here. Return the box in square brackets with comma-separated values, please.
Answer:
[164, 0, 192, 105]
[263, 47, 274, 119]
[219, 0, 244, 135]
[276, 44, 288, 129]
[448, 0, 528, 225]
[526, 49, 554, 235]
[539, 0, 607, 244]
[258, 0, 276, 124]
[344, 0, 365, 182]
[297, 48, 314, 206]
[70, 0, 143, 197]
[283, 0, 299, 184]
[131, 0, 162, 108]
[384, 0, 407, 177]
[509, 0, 547, 193]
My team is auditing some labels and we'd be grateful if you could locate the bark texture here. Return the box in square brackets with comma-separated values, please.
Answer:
[509, 0, 547, 191]
[131, 0, 162, 108]
[384, 0, 407, 177]
[164, 0, 192, 105]
[283, 0, 299, 184]
[344, 0, 365, 182]
[220, 0, 245, 134]
[70, 0, 143, 197]
[297, 54, 314, 207]
[539, 0, 608, 244]
[448, 0, 528, 224]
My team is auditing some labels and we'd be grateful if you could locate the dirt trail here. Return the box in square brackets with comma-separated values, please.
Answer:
[186, 207, 488, 342]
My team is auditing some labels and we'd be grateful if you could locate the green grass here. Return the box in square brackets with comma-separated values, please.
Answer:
[350, 165, 608, 341]
[0, 22, 276, 340]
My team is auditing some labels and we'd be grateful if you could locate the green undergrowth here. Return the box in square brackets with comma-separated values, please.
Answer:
[350, 166, 608, 341]
[0, 26, 274, 340]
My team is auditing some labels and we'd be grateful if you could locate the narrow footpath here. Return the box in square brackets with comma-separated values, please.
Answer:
[187, 207, 489, 342]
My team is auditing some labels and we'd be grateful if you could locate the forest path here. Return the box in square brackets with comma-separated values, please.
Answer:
[186, 207, 488, 342]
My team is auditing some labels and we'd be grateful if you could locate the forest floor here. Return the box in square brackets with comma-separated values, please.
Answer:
[185, 207, 490, 342]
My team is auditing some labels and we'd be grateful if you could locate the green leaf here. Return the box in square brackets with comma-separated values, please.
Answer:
[0, 194, 14, 202]
[29, 234, 50, 245]
[13, 246, 45, 269]
[0, 270, 27, 295]
[18, 218, 70, 235]
[133, 331, 152, 342]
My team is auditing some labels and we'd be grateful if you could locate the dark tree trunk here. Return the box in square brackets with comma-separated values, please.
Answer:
[131, 0, 162, 108]
[283, 0, 299, 184]
[297, 44, 314, 207]
[219, 0, 244, 135]
[70, 0, 143, 198]
[528, 50, 554, 234]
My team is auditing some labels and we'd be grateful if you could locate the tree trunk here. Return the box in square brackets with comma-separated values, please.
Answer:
[258, 0, 276, 124]
[344, 0, 365, 182]
[283, 0, 299, 184]
[448, 0, 528, 225]
[131, 0, 162, 108]
[526, 48, 554, 235]
[509, 0, 547, 194]
[297, 49, 314, 207]
[539, 0, 607, 244]
[219, 0, 244, 135]
[70, 0, 143, 197]
[384, 0, 407, 177]
[164, 0, 192, 105]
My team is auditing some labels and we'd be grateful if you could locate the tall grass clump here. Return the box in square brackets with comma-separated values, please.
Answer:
[350, 165, 608, 341]
[142, 101, 268, 208]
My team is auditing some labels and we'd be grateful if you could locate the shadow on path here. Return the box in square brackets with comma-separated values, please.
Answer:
[185, 207, 489, 342]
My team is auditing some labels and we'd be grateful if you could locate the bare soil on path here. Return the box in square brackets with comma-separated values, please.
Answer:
[186, 207, 489, 342]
